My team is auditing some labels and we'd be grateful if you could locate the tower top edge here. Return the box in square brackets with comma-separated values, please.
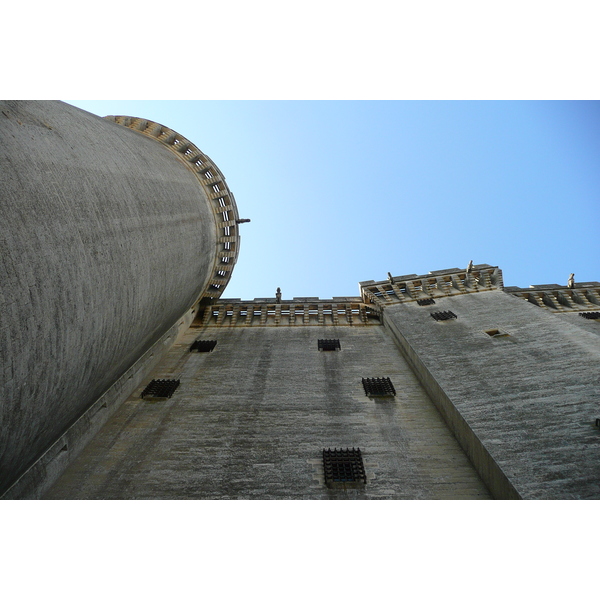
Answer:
[104, 115, 241, 303]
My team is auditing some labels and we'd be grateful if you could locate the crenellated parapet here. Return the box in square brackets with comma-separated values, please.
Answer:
[359, 264, 503, 308]
[195, 297, 381, 327]
[105, 115, 241, 303]
[504, 282, 600, 313]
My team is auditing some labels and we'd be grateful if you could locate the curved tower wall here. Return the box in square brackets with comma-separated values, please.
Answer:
[0, 101, 238, 496]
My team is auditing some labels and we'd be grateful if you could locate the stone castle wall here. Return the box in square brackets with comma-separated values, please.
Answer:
[0, 102, 233, 496]
[44, 323, 490, 499]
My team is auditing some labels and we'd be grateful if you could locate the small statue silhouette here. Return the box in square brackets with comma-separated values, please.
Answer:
[466, 260, 473, 274]
[568, 273, 575, 289]
[387, 272, 393, 283]
[276, 287, 282, 303]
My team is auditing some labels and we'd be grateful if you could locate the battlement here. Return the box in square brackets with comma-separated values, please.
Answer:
[105, 115, 242, 303]
[194, 298, 381, 327]
[505, 282, 600, 312]
[359, 264, 503, 307]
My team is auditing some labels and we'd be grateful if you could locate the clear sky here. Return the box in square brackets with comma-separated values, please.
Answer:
[68, 100, 599, 301]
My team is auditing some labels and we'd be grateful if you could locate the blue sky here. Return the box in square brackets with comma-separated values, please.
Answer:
[68, 100, 600, 301]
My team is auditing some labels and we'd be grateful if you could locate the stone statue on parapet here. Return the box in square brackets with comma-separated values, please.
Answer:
[568, 273, 575, 289]
[466, 260, 473, 274]
[387, 272, 393, 283]
[276, 287, 282, 303]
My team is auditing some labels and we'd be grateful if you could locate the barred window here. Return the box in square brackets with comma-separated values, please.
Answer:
[141, 379, 180, 399]
[362, 377, 396, 397]
[322, 448, 366, 487]
[318, 339, 341, 351]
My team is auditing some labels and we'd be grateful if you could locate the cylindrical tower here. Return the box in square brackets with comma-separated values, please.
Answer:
[0, 101, 240, 496]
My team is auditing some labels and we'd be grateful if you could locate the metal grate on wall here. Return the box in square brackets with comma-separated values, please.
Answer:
[580, 312, 600, 319]
[430, 310, 457, 321]
[318, 339, 341, 351]
[417, 298, 436, 306]
[362, 377, 396, 397]
[141, 379, 180, 399]
[190, 339, 218, 352]
[322, 448, 367, 487]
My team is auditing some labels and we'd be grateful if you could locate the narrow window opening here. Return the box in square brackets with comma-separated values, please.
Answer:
[417, 298, 435, 306]
[141, 379, 180, 399]
[484, 329, 509, 338]
[191, 339, 217, 352]
[430, 311, 457, 321]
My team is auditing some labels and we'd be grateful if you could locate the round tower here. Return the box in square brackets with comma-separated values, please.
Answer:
[0, 101, 240, 496]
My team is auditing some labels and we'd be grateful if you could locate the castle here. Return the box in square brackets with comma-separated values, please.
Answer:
[2, 101, 599, 499]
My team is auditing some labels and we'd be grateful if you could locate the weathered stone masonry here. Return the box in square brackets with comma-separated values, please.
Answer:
[2, 102, 598, 500]
[0, 102, 241, 498]
[360, 265, 600, 499]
